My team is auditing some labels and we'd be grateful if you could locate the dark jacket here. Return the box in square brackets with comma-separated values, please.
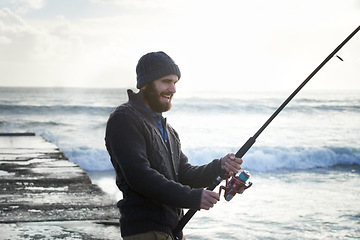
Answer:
[105, 89, 222, 237]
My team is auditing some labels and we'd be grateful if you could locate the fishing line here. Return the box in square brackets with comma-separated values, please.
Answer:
[173, 25, 360, 239]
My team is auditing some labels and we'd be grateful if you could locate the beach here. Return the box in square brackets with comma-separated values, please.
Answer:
[1, 87, 359, 239]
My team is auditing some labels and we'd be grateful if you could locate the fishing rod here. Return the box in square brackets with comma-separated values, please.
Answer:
[173, 25, 360, 239]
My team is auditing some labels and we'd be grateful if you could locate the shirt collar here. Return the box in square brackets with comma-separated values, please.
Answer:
[144, 106, 165, 121]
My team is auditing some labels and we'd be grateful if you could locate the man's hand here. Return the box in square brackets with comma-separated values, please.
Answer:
[200, 190, 219, 210]
[199, 153, 243, 210]
[221, 153, 243, 176]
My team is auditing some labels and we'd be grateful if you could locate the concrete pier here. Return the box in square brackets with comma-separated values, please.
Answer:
[0, 133, 120, 239]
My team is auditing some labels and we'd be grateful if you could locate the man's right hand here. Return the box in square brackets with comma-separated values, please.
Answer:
[200, 190, 219, 210]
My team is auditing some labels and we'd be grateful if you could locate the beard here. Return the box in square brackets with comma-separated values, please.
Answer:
[142, 82, 173, 113]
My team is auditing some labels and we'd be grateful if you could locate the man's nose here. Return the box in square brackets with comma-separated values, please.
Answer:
[169, 83, 176, 93]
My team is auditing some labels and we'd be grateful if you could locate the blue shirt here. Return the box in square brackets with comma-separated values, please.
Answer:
[145, 107, 169, 149]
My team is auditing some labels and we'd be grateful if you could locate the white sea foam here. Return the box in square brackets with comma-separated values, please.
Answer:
[1, 87, 359, 172]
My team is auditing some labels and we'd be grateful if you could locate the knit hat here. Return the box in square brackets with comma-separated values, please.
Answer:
[136, 51, 181, 89]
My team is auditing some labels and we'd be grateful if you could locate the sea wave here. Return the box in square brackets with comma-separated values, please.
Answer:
[1, 96, 359, 117]
[0, 104, 115, 115]
[2, 87, 359, 174]
[172, 98, 360, 114]
[242, 146, 360, 171]
[176, 146, 360, 172]
[61, 145, 360, 172]
[63, 148, 113, 171]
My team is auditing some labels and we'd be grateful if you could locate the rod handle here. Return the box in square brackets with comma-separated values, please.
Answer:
[235, 137, 256, 158]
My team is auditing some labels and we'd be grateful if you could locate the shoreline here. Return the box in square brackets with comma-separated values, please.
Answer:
[0, 133, 121, 239]
[87, 169, 122, 202]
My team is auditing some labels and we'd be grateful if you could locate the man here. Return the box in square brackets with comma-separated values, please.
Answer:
[105, 51, 243, 240]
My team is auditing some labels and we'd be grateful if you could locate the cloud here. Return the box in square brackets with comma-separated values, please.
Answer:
[0, 8, 135, 88]
[8, 0, 46, 14]
[0, 8, 77, 86]
[0, 8, 37, 61]
[0, 0, 359, 90]
[0, 8, 68, 62]
[0, 36, 11, 44]
[89, 0, 167, 6]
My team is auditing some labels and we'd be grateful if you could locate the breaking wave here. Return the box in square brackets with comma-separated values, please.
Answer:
[63, 145, 360, 172]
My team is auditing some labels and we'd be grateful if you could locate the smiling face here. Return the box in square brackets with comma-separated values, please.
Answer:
[142, 74, 178, 113]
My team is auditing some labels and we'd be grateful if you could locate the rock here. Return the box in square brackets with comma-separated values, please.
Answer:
[0, 133, 121, 239]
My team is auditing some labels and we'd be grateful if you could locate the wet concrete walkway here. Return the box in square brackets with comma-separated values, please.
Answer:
[0, 133, 121, 239]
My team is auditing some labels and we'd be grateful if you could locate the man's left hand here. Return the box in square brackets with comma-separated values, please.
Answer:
[221, 153, 243, 176]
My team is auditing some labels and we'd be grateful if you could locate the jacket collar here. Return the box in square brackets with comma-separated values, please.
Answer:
[127, 89, 155, 123]
[127, 89, 145, 109]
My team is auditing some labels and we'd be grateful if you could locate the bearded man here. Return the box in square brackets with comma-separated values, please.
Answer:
[105, 51, 243, 240]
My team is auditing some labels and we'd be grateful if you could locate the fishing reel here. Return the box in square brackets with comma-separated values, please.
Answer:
[219, 170, 252, 201]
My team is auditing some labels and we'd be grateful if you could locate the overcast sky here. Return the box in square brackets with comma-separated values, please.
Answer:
[0, 0, 359, 91]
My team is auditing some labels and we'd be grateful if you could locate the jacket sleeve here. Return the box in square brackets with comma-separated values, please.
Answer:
[177, 151, 222, 188]
[105, 111, 203, 210]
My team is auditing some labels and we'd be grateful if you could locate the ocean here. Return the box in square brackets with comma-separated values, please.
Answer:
[1, 87, 359, 239]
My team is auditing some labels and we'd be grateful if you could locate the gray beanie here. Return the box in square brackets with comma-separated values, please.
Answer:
[136, 51, 181, 89]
